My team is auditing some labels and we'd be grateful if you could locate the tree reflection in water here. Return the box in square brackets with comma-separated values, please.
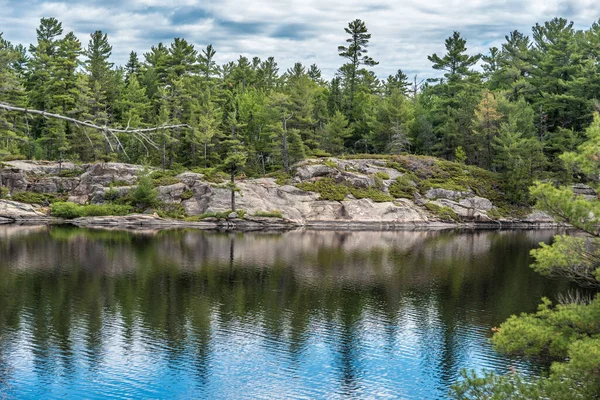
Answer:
[0, 226, 572, 399]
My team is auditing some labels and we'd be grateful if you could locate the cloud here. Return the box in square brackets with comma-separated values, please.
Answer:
[1, 0, 599, 81]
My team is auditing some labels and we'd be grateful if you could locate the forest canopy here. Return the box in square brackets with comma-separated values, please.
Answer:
[0, 16, 599, 204]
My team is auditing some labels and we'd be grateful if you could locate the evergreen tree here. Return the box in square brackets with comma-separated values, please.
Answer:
[321, 111, 351, 155]
[384, 69, 411, 96]
[125, 51, 141, 84]
[0, 33, 28, 157]
[337, 19, 378, 118]
[84, 30, 114, 129]
[428, 31, 481, 81]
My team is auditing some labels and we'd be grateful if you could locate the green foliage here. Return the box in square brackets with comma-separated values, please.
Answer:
[0, 186, 9, 198]
[266, 171, 291, 186]
[191, 167, 228, 183]
[389, 175, 417, 198]
[152, 176, 180, 187]
[1, 154, 26, 161]
[129, 174, 159, 210]
[451, 368, 587, 399]
[180, 190, 193, 200]
[350, 187, 393, 202]
[297, 177, 394, 203]
[321, 111, 351, 155]
[528, 115, 600, 287]
[458, 114, 600, 396]
[344, 154, 392, 160]
[50, 202, 82, 219]
[57, 169, 81, 178]
[531, 235, 600, 287]
[309, 149, 332, 158]
[236, 209, 247, 219]
[155, 203, 186, 219]
[184, 210, 231, 221]
[51, 202, 132, 219]
[104, 183, 120, 202]
[374, 171, 390, 180]
[323, 159, 337, 169]
[0, 16, 598, 215]
[111, 179, 131, 187]
[297, 178, 349, 201]
[11, 191, 63, 205]
[150, 169, 180, 187]
[454, 146, 467, 164]
[425, 202, 460, 222]
[253, 210, 283, 218]
[452, 297, 600, 398]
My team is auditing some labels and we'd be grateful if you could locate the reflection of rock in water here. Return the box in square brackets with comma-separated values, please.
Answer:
[0, 227, 560, 288]
[0, 224, 47, 239]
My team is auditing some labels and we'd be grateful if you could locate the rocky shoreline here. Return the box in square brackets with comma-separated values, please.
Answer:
[0, 158, 581, 231]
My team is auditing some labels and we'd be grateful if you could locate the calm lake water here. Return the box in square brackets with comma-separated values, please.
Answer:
[0, 226, 572, 399]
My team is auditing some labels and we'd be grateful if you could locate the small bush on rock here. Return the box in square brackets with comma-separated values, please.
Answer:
[388, 175, 417, 199]
[130, 175, 159, 210]
[297, 178, 349, 201]
[12, 191, 64, 205]
[425, 202, 460, 222]
[51, 202, 132, 219]
[375, 171, 390, 180]
[350, 187, 393, 202]
[156, 203, 187, 219]
[184, 210, 232, 221]
[253, 210, 284, 218]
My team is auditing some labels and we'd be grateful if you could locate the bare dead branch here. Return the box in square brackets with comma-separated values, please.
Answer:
[0, 102, 190, 138]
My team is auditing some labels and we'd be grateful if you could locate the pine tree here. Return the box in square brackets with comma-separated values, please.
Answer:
[256, 57, 279, 91]
[125, 51, 141, 85]
[337, 19, 378, 117]
[428, 31, 481, 81]
[371, 88, 414, 153]
[84, 30, 114, 129]
[384, 69, 411, 96]
[0, 33, 28, 157]
[321, 111, 351, 155]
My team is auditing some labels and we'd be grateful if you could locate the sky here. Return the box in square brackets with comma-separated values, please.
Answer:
[1, 0, 599, 80]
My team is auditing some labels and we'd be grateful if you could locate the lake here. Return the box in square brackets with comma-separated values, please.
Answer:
[0, 226, 571, 399]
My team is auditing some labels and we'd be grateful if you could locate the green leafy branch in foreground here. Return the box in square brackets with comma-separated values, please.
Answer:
[452, 115, 600, 398]
[451, 296, 600, 399]
[528, 115, 600, 288]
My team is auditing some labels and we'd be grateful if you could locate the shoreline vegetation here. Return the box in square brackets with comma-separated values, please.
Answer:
[0, 155, 572, 231]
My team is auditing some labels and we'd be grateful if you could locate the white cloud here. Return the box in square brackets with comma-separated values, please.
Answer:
[1, 0, 599, 80]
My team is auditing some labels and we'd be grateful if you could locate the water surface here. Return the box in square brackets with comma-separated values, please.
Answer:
[0, 226, 571, 399]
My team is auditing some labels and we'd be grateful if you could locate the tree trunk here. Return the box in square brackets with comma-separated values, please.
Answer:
[283, 113, 289, 174]
[230, 170, 236, 213]
[204, 142, 207, 168]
